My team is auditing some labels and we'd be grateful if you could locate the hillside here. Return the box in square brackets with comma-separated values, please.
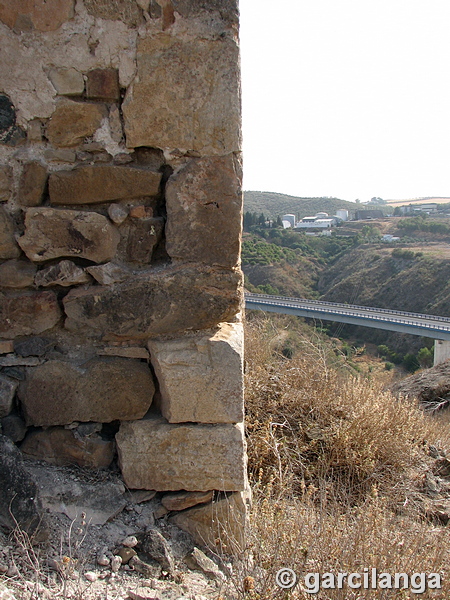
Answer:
[244, 190, 357, 220]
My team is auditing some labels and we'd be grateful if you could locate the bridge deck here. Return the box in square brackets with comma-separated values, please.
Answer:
[245, 293, 450, 341]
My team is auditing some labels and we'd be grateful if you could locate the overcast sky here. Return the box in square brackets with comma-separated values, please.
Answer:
[239, 0, 450, 203]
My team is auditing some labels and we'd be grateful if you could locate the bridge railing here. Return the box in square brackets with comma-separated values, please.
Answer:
[245, 293, 450, 324]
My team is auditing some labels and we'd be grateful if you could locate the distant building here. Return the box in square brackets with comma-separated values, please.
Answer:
[336, 209, 349, 221]
[354, 209, 384, 220]
[295, 215, 336, 230]
[381, 234, 400, 242]
[282, 214, 296, 228]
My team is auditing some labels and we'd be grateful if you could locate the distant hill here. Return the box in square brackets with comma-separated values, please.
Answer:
[244, 191, 357, 220]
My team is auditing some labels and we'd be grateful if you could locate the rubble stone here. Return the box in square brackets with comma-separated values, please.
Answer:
[17, 162, 47, 207]
[85, 262, 131, 285]
[161, 491, 213, 512]
[48, 67, 84, 96]
[0, 260, 36, 288]
[49, 165, 161, 205]
[166, 155, 242, 268]
[0, 206, 21, 260]
[0, 291, 61, 338]
[0, 375, 18, 418]
[63, 265, 242, 338]
[0, 166, 12, 202]
[0, 413, 27, 442]
[149, 323, 243, 424]
[19, 358, 155, 426]
[20, 427, 115, 468]
[18, 208, 120, 263]
[116, 418, 247, 491]
[120, 217, 164, 264]
[46, 100, 106, 147]
[86, 68, 120, 101]
[122, 34, 241, 154]
[34, 260, 91, 287]
[0, 0, 75, 32]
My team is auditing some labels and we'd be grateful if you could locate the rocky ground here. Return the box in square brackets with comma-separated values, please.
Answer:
[0, 459, 237, 600]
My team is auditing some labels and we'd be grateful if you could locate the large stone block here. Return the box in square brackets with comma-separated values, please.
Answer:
[46, 100, 106, 148]
[0, 165, 12, 202]
[21, 427, 115, 468]
[19, 358, 155, 427]
[49, 165, 162, 205]
[0, 206, 20, 260]
[0, 291, 61, 338]
[149, 323, 244, 424]
[166, 155, 242, 268]
[63, 264, 243, 339]
[116, 418, 247, 492]
[18, 207, 120, 263]
[0, 0, 74, 32]
[122, 34, 241, 153]
[17, 161, 47, 207]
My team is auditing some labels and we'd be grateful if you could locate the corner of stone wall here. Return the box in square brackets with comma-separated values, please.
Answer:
[0, 0, 247, 551]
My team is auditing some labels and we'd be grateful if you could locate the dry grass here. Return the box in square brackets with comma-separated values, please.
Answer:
[240, 314, 450, 599]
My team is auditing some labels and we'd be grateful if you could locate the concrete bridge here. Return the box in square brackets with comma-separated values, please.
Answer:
[245, 293, 450, 365]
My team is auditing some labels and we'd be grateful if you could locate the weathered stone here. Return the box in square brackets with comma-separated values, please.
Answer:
[121, 217, 164, 264]
[0, 166, 12, 202]
[109, 105, 123, 143]
[44, 148, 76, 163]
[0, 435, 47, 540]
[172, 0, 239, 24]
[63, 264, 242, 338]
[0, 206, 20, 260]
[48, 67, 84, 96]
[0, 291, 61, 338]
[1, 413, 27, 442]
[86, 68, 120, 101]
[0, 375, 18, 418]
[35, 260, 91, 287]
[13, 336, 54, 357]
[117, 547, 137, 564]
[49, 165, 162, 205]
[21, 427, 115, 468]
[19, 358, 155, 426]
[85, 262, 131, 285]
[108, 203, 129, 225]
[83, 0, 144, 26]
[170, 491, 249, 553]
[0, 356, 43, 367]
[122, 34, 241, 154]
[183, 547, 225, 581]
[46, 100, 106, 148]
[17, 162, 47, 207]
[0, 0, 74, 32]
[97, 346, 149, 359]
[116, 417, 247, 491]
[161, 491, 213, 512]
[0, 341, 14, 354]
[27, 119, 43, 142]
[18, 208, 120, 263]
[0, 260, 37, 288]
[0, 95, 25, 147]
[165, 155, 242, 268]
[25, 462, 126, 526]
[137, 528, 175, 572]
[149, 323, 243, 424]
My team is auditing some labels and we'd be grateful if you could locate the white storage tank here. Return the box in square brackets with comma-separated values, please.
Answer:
[282, 214, 296, 228]
[336, 209, 349, 221]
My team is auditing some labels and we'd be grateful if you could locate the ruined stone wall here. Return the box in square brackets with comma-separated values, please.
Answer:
[0, 0, 247, 548]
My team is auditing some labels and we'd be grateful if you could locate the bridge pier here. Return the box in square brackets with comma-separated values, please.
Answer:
[434, 340, 450, 366]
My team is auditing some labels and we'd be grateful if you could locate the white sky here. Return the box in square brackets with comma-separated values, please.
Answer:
[239, 0, 450, 203]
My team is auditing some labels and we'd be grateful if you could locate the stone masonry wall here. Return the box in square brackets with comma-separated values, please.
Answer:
[0, 0, 247, 548]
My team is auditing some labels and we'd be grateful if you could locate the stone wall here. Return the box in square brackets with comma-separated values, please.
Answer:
[0, 0, 247, 548]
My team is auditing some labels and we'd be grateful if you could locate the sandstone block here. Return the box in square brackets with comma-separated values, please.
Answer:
[83, 0, 144, 26]
[46, 100, 106, 148]
[21, 427, 115, 468]
[34, 260, 90, 287]
[44, 149, 76, 163]
[19, 358, 155, 427]
[161, 490, 213, 512]
[170, 491, 249, 553]
[49, 165, 162, 205]
[0, 260, 36, 289]
[97, 346, 149, 360]
[17, 162, 47, 207]
[116, 418, 247, 491]
[63, 264, 243, 339]
[48, 67, 84, 96]
[122, 34, 241, 153]
[120, 216, 164, 264]
[166, 155, 242, 268]
[0, 206, 20, 260]
[27, 119, 43, 142]
[0, 291, 61, 338]
[0, 375, 18, 418]
[0, 0, 74, 32]
[85, 262, 131, 285]
[18, 208, 120, 263]
[0, 341, 14, 354]
[86, 68, 120, 101]
[149, 323, 244, 424]
[0, 166, 12, 202]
